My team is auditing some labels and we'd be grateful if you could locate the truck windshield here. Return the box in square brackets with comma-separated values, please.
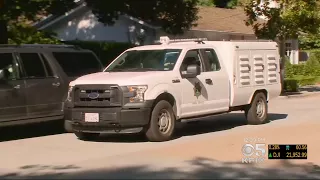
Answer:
[52, 52, 103, 77]
[104, 49, 182, 72]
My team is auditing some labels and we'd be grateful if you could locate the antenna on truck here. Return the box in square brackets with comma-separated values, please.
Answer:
[154, 36, 208, 45]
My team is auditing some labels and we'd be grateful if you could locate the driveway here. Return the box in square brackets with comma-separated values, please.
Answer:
[0, 94, 320, 179]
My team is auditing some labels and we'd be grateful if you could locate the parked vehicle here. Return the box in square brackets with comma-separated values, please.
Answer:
[65, 37, 281, 142]
[0, 44, 104, 131]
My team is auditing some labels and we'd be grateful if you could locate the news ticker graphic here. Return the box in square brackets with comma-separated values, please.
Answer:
[268, 144, 307, 159]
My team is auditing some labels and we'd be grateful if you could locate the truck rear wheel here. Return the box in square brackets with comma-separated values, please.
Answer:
[245, 92, 268, 125]
[145, 100, 176, 142]
[74, 132, 100, 141]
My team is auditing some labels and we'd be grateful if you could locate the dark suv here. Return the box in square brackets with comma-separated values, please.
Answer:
[0, 44, 104, 131]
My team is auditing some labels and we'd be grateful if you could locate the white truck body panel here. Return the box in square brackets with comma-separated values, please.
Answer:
[70, 39, 281, 119]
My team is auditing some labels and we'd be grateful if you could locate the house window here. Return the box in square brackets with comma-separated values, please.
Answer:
[285, 42, 292, 57]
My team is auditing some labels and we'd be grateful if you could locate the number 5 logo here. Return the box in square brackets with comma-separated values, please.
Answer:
[242, 143, 266, 157]
[255, 143, 266, 156]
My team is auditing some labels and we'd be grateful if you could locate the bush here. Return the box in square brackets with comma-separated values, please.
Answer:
[284, 50, 320, 87]
[284, 79, 299, 92]
[294, 76, 318, 86]
[303, 52, 320, 76]
[284, 76, 318, 92]
[64, 40, 135, 65]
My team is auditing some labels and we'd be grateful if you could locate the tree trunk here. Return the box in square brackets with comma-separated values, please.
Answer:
[278, 38, 286, 94]
[0, 20, 8, 44]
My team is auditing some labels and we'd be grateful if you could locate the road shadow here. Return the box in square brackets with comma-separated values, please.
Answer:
[89, 112, 288, 143]
[176, 112, 288, 138]
[1, 157, 319, 179]
[299, 85, 320, 92]
[0, 120, 65, 142]
[281, 85, 320, 96]
[0, 113, 287, 143]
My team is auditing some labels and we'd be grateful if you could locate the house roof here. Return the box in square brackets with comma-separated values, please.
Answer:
[33, 1, 158, 30]
[192, 6, 257, 35]
[33, 4, 260, 35]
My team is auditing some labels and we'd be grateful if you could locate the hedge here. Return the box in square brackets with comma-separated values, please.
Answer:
[64, 40, 135, 65]
[284, 51, 320, 92]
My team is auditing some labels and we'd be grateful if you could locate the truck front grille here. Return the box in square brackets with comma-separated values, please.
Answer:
[73, 85, 122, 107]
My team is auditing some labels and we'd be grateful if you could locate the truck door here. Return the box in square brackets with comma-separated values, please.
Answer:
[0, 52, 27, 122]
[18, 52, 63, 119]
[200, 48, 229, 112]
[179, 49, 229, 118]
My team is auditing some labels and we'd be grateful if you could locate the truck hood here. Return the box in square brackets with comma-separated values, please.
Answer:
[70, 71, 167, 86]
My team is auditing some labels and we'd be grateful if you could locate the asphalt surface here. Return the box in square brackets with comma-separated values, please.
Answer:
[0, 94, 320, 179]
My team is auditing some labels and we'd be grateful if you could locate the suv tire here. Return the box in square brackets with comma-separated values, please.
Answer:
[145, 100, 176, 142]
[245, 92, 268, 125]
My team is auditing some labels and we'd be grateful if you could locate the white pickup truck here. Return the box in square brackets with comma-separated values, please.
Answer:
[64, 37, 281, 142]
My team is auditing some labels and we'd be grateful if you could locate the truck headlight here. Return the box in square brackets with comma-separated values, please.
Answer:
[127, 85, 148, 103]
[67, 86, 74, 102]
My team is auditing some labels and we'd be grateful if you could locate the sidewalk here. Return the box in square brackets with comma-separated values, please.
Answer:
[280, 85, 320, 98]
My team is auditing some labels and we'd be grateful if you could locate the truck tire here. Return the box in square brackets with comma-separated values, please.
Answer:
[245, 92, 268, 125]
[74, 132, 100, 141]
[145, 100, 176, 142]
[64, 120, 73, 133]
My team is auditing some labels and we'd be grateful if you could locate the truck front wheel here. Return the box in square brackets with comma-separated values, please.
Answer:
[145, 100, 176, 142]
[245, 92, 268, 125]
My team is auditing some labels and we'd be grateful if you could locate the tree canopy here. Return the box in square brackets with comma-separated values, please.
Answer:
[0, 0, 76, 44]
[244, 0, 320, 41]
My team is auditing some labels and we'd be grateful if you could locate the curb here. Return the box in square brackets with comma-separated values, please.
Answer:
[279, 91, 320, 99]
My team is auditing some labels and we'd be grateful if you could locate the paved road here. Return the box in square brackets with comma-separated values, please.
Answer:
[0, 94, 320, 179]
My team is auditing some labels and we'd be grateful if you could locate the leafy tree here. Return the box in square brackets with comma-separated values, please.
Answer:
[8, 23, 61, 44]
[244, 0, 320, 55]
[299, 33, 320, 50]
[85, 0, 199, 35]
[244, 0, 320, 92]
[0, 0, 76, 44]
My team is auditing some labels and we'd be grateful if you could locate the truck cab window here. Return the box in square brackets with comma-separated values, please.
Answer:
[0, 53, 20, 81]
[105, 49, 182, 72]
[203, 49, 221, 71]
[180, 49, 203, 74]
[20, 53, 46, 78]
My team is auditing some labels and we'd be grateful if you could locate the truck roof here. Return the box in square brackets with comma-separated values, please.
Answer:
[127, 37, 278, 51]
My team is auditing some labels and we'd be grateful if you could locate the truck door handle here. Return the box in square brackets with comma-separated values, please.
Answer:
[205, 79, 213, 84]
[52, 82, 60, 87]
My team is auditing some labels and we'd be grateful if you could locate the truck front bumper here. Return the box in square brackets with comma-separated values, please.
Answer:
[65, 100, 153, 134]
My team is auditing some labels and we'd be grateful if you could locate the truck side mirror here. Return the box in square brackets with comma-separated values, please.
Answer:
[181, 64, 200, 78]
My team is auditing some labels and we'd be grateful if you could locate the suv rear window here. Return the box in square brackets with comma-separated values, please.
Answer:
[52, 52, 102, 77]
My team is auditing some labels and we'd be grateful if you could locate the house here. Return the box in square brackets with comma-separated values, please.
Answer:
[33, 1, 299, 64]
